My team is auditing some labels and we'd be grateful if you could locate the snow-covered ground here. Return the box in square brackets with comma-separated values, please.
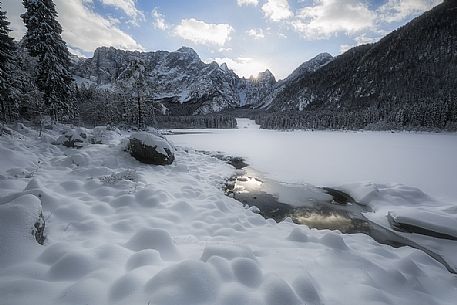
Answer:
[1, 122, 457, 305]
[168, 120, 457, 272]
[236, 118, 261, 129]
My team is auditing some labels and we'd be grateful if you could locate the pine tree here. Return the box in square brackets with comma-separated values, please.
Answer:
[22, 0, 73, 122]
[0, 2, 15, 122]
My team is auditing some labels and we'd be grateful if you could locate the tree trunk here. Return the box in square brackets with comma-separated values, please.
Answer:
[152, 104, 156, 128]
[1, 99, 6, 123]
[137, 92, 142, 130]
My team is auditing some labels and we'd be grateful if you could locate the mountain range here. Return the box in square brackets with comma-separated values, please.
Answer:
[73, 46, 273, 115]
[71, 0, 456, 129]
[72, 46, 332, 116]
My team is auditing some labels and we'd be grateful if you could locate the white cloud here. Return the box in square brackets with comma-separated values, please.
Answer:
[339, 44, 353, 53]
[151, 8, 168, 30]
[174, 19, 234, 46]
[59, 0, 143, 51]
[246, 28, 265, 39]
[377, 0, 442, 23]
[100, 0, 144, 21]
[68, 46, 87, 58]
[218, 47, 233, 52]
[291, 0, 376, 38]
[354, 33, 382, 45]
[208, 57, 269, 78]
[4, 0, 143, 52]
[237, 0, 258, 6]
[3, 0, 26, 40]
[262, 0, 293, 21]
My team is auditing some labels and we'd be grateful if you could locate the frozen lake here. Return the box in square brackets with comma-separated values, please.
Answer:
[167, 119, 457, 202]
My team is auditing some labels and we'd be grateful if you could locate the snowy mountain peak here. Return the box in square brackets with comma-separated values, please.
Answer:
[176, 46, 200, 59]
[286, 53, 334, 82]
[254, 53, 333, 109]
[257, 69, 276, 84]
[220, 63, 229, 72]
[314, 52, 333, 61]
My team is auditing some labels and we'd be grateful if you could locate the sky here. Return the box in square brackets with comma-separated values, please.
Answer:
[3, 0, 443, 79]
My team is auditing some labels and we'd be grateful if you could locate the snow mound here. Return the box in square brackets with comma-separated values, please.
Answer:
[201, 244, 257, 262]
[126, 249, 161, 270]
[292, 275, 322, 305]
[287, 228, 308, 242]
[388, 210, 457, 239]
[231, 258, 263, 288]
[90, 126, 121, 144]
[48, 253, 95, 280]
[262, 276, 301, 305]
[54, 128, 87, 148]
[125, 228, 180, 260]
[0, 194, 43, 267]
[145, 260, 220, 304]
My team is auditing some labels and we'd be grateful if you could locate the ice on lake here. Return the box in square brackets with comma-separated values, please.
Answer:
[168, 119, 457, 202]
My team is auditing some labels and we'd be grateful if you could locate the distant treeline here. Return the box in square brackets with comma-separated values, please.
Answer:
[256, 100, 457, 131]
[152, 115, 237, 129]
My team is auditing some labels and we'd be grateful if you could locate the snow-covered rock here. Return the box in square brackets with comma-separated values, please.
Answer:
[128, 131, 175, 165]
[54, 129, 86, 148]
[388, 210, 457, 240]
[90, 126, 121, 144]
[0, 194, 44, 266]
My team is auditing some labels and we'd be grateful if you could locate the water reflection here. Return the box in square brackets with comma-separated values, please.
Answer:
[221, 159, 457, 274]
[293, 211, 353, 231]
[233, 176, 263, 193]
[225, 168, 371, 234]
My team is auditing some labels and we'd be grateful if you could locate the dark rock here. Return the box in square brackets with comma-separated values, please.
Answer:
[128, 132, 175, 165]
[322, 187, 355, 205]
[33, 212, 46, 245]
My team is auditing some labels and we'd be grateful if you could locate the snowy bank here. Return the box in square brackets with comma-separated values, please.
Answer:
[0, 124, 456, 305]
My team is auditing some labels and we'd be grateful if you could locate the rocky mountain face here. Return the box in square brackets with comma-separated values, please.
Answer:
[266, 0, 457, 117]
[237, 69, 276, 108]
[72, 47, 277, 115]
[257, 53, 333, 109]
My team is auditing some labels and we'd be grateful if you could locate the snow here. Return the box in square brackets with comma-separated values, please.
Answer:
[168, 120, 457, 272]
[0, 194, 42, 267]
[236, 118, 260, 129]
[388, 210, 457, 238]
[338, 182, 457, 272]
[1, 122, 457, 305]
[91, 126, 121, 144]
[168, 124, 457, 202]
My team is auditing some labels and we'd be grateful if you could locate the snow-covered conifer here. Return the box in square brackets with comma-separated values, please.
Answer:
[0, 2, 16, 122]
[22, 0, 73, 122]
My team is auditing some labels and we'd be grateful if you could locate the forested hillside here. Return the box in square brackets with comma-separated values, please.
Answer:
[261, 0, 457, 130]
